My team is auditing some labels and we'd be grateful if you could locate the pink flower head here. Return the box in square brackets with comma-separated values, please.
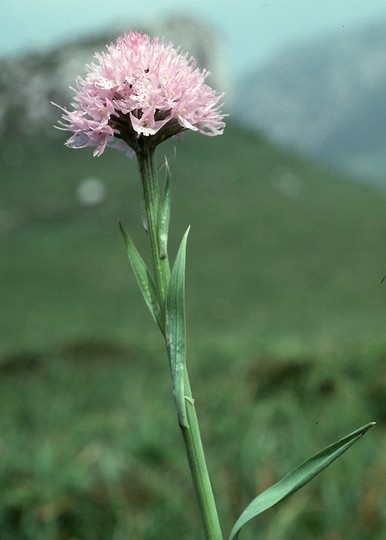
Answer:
[55, 32, 226, 157]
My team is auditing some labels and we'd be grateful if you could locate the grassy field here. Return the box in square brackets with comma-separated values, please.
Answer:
[1, 124, 386, 538]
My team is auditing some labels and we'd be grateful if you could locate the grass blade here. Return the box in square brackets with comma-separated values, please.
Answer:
[119, 221, 163, 333]
[229, 422, 375, 540]
[165, 227, 190, 427]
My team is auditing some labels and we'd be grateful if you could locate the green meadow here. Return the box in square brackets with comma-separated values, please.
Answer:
[1, 124, 385, 538]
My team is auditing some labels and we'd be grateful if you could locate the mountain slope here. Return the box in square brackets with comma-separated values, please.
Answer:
[235, 19, 386, 180]
[2, 124, 386, 354]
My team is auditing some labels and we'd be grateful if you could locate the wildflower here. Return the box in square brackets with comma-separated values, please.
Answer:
[55, 32, 225, 157]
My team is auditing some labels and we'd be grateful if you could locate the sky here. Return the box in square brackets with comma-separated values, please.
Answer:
[2, 0, 386, 77]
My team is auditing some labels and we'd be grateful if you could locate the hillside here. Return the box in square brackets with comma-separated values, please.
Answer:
[235, 19, 386, 181]
[2, 123, 386, 356]
[1, 24, 386, 540]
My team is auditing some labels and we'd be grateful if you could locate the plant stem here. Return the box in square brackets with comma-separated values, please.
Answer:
[182, 374, 223, 540]
[137, 145, 170, 304]
[137, 147, 223, 540]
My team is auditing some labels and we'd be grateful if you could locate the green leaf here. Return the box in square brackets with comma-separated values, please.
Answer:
[229, 422, 375, 540]
[165, 227, 190, 427]
[158, 156, 171, 260]
[119, 221, 163, 333]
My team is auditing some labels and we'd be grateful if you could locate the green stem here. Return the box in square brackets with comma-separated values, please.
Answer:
[182, 374, 223, 539]
[137, 146, 170, 304]
[137, 147, 223, 540]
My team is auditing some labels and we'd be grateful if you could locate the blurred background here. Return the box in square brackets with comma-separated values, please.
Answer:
[1, 1, 386, 539]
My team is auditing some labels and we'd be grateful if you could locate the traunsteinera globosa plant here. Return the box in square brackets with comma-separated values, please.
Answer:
[55, 31, 374, 540]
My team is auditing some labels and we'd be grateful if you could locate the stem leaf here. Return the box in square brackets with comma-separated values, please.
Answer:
[166, 226, 190, 427]
[119, 221, 164, 333]
[159, 156, 172, 260]
[229, 422, 375, 540]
